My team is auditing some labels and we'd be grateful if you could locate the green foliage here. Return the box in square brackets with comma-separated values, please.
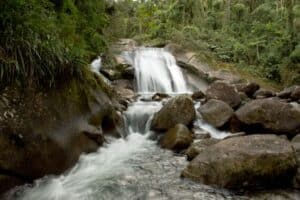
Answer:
[110, 0, 300, 85]
[290, 45, 300, 63]
[0, 0, 109, 87]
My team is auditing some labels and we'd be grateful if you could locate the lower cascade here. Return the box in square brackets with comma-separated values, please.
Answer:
[4, 48, 296, 200]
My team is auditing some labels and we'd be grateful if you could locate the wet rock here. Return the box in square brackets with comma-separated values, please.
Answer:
[235, 99, 300, 136]
[0, 175, 25, 194]
[235, 82, 260, 98]
[199, 99, 234, 128]
[291, 134, 300, 188]
[100, 65, 134, 81]
[152, 93, 170, 101]
[185, 138, 220, 161]
[115, 87, 135, 101]
[182, 134, 298, 189]
[121, 66, 135, 80]
[205, 82, 241, 108]
[291, 87, 300, 101]
[254, 89, 275, 99]
[82, 126, 104, 145]
[191, 91, 205, 100]
[100, 68, 120, 81]
[160, 124, 193, 152]
[112, 79, 133, 90]
[151, 96, 196, 131]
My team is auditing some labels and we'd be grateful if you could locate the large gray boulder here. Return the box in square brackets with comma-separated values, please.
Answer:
[205, 82, 241, 108]
[160, 124, 193, 152]
[235, 99, 300, 135]
[199, 99, 234, 128]
[151, 96, 196, 131]
[185, 138, 220, 161]
[182, 134, 298, 189]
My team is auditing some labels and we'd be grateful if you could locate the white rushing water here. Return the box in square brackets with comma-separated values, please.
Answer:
[90, 56, 102, 75]
[5, 47, 244, 200]
[7, 133, 155, 200]
[126, 48, 188, 94]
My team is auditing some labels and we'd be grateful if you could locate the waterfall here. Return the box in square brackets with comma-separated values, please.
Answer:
[5, 47, 241, 200]
[124, 101, 162, 134]
[90, 57, 102, 75]
[126, 48, 188, 94]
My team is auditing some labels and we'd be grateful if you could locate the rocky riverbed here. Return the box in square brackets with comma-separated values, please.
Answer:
[1, 39, 300, 199]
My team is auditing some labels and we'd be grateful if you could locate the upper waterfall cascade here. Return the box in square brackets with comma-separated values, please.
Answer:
[124, 48, 189, 94]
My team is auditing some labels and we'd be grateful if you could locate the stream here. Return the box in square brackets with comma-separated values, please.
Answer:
[4, 48, 299, 200]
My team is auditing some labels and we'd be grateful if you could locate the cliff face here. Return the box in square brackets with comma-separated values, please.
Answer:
[0, 70, 121, 194]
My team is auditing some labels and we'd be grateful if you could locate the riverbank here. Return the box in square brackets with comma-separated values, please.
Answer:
[0, 68, 123, 194]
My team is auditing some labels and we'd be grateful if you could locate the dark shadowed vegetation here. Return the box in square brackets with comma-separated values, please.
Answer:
[0, 0, 109, 87]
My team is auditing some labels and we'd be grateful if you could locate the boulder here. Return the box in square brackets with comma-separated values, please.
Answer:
[205, 82, 241, 108]
[185, 138, 220, 161]
[199, 99, 234, 128]
[291, 87, 300, 101]
[112, 79, 133, 90]
[100, 68, 121, 81]
[235, 82, 260, 98]
[100, 63, 134, 81]
[291, 134, 300, 188]
[238, 92, 250, 103]
[151, 96, 196, 131]
[254, 89, 275, 99]
[160, 124, 193, 151]
[191, 91, 205, 100]
[182, 134, 298, 189]
[152, 93, 170, 101]
[235, 99, 300, 135]
[121, 66, 135, 80]
[115, 87, 135, 101]
[292, 134, 300, 159]
[277, 86, 299, 99]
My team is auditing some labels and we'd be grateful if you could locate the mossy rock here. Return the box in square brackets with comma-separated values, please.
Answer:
[160, 124, 193, 152]
[0, 69, 119, 194]
[182, 134, 298, 189]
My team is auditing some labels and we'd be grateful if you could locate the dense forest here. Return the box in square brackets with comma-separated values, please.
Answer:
[0, 0, 299, 86]
[111, 0, 300, 86]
